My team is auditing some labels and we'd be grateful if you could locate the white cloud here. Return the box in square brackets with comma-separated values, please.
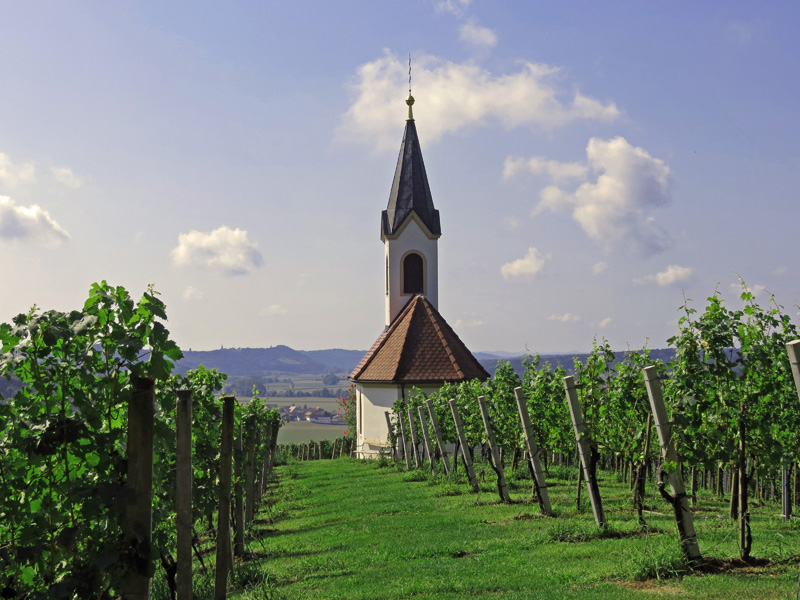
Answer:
[434, 0, 470, 15]
[591, 261, 607, 275]
[454, 318, 485, 328]
[50, 166, 84, 189]
[599, 317, 612, 329]
[259, 304, 288, 316]
[0, 154, 35, 189]
[503, 216, 522, 230]
[340, 51, 619, 152]
[504, 156, 588, 182]
[0, 195, 69, 246]
[548, 313, 580, 323]
[172, 226, 263, 276]
[634, 264, 694, 286]
[501, 246, 549, 281]
[533, 137, 672, 256]
[183, 286, 204, 301]
[459, 20, 497, 48]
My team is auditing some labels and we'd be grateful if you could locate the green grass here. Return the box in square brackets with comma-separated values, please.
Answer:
[174, 460, 800, 600]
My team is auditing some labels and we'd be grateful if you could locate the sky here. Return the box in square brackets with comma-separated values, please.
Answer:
[1, 1, 799, 355]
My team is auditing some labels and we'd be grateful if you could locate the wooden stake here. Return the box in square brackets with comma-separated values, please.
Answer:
[448, 400, 478, 492]
[563, 376, 606, 528]
[384, 411, 397, 460]
[255, 428, 264, 499]
[233, 424, 245, 557]
[214, 396, 235, 600]
[417, 406, 438, 475]
[478, 396, 511, 503]
[407, 407, 421, 469]
[397, 412, 412, 469]
[642, 366, 701, 563]
[176, 390, 192, 600]
[513, 387, 551, 515]
[245, 416, 256, 524]
[123, 377, 155, 600]
[425, 399, 450, 475]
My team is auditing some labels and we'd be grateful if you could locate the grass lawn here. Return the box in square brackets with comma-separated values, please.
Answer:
[169, 458, 800, 600]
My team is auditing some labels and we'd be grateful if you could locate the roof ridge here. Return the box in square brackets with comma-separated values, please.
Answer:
[422, 298, 464, 379]
[351, 295, 489, 384]
[394, 297, 422, 380]
[349, 295, 417, 380]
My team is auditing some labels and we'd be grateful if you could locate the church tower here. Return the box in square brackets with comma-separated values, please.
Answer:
[349, 95, 489, 459]
[382, 94, 440, 327]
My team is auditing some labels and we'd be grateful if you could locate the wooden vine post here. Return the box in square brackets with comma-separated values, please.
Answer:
[268, 420, 280, 476]
[425, 399, 450, 475]
[513, 387, 551, 516]
[215, 396, 235, 600]
[397, 412, 412, 469]
[245, 416, 257, 524]
[448, 399, 479, 491]
[633, 414, 653, 526]
[407, 407, 422, 468]
[787, 340, 800, 403]
[123, 377, 155, 600]
[477, 395, 511, 502]
[175, 389, 193, 600]
[255, 428, 264, 499]
[233, 425, 245, 557]
[642, 366, 702, 564]
[417, 406, 438, 475]
[384, 411, 397, 460]
[563, 376, 606, 529]
[788, 341, 800, 520]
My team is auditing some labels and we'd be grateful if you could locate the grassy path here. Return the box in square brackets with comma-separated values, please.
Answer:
[245, 459, 799, 599]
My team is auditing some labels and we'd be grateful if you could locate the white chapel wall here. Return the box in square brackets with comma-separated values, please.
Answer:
[356, 382, 440, 458]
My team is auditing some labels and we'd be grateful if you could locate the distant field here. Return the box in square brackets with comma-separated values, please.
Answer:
[277, 421, 347, 443]
[240, 396, 340, 412]
[265, 374, 347, 393]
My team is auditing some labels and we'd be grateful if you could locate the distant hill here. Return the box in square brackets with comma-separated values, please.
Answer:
[175, 345, 330, 377]
[478, 347, 676, 378]
[299, 349, 366, 373]
[175, 345, 676, 379]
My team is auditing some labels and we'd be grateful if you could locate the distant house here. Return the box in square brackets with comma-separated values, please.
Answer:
[349, 95, 489, 458]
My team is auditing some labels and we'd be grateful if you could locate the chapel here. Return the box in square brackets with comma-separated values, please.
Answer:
[349, 95, 489, 458]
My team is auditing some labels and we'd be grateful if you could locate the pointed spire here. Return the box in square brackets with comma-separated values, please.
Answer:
[381, 97, 441, 239]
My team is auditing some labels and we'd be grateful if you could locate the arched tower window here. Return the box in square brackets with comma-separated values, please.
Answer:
[403, 253, 424, 294]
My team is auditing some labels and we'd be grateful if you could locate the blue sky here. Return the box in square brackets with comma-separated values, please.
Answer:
[1, 1, 798, 354]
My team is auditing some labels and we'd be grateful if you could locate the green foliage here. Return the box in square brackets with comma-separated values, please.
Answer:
[665, 280, 800, 558]
[0, 281, 182, 598]
[521, 354, 572, 457]
[336, 384, 357, 442]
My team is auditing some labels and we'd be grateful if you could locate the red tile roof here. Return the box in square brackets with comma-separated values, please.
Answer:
[350, 295, 490, 384]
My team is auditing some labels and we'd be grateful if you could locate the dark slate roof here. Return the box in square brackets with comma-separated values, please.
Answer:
[381, 119, 441, 238]
[350, 295, 489, 384]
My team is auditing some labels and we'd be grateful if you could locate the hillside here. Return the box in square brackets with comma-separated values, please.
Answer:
[478, 347, 677, 378]
[174, 345, 677, 379]
[174, 345, 329, 377]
